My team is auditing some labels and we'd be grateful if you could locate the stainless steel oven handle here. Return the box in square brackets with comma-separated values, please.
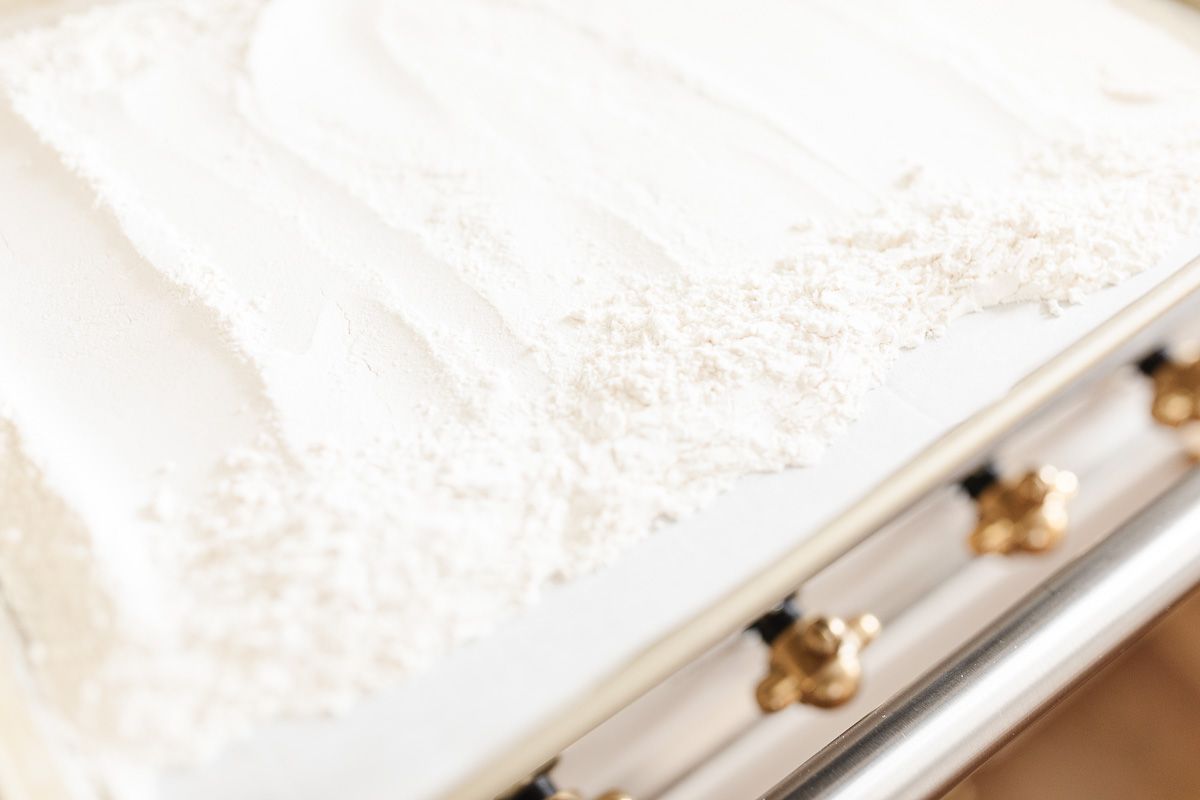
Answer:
[763, 465, 1200, 800]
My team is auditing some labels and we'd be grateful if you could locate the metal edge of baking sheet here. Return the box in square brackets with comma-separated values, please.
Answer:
[447, 251, 1200, 800]
[3, 256, 1200, 798]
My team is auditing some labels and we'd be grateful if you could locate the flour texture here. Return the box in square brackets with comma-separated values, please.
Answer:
[1, 0, 1199, 772]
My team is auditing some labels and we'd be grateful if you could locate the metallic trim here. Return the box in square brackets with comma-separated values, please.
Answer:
[3, 257, 1198, 798]
[764, 465, 1200, 800]
[450, 254, 1200, 800]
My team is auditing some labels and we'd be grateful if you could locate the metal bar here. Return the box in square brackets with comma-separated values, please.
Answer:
[764, 466, 1200, 800]
[452, 253, 1200, 800]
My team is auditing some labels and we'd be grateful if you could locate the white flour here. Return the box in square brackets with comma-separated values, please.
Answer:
[1, 0, 1200, 775]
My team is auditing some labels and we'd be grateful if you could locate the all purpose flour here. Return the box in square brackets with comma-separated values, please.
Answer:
[0, 0, 1198, 772]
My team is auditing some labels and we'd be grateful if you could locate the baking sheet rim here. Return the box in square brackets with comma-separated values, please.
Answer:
[1, 257, 1199, 800]
[449, 251, 1200, 800]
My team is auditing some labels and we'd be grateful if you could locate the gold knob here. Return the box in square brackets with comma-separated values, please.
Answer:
[1142, 350, 1200, 427]
[967, 465, 1077, 556]
[756, 613, 881, 713]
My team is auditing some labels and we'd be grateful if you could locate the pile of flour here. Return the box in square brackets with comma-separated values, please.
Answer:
[1, 0, 1199, 769]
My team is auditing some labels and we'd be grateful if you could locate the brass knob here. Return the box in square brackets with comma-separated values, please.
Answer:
[1140, 349, 1200, 428]
[756, 612, 881, 713]
[967, 465, 1078, 555]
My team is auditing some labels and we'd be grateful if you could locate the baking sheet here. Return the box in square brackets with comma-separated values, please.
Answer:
[1, 1, 1199, 798]
[1, 89, 1196, 792]
[151, 243, 1200, 800]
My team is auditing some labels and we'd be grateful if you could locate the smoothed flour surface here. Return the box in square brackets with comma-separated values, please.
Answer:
[1, 0, 1199, 773]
